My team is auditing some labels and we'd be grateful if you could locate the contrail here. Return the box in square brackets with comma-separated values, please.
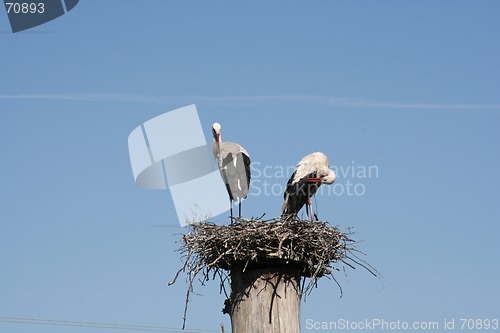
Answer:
[1, 93, 499, 110]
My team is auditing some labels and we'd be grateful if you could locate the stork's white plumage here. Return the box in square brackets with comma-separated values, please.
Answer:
[282, 152, 336, 220]
[212, 122, 251, 222]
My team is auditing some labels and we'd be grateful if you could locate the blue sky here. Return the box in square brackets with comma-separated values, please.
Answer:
[1, 1, 499, 332]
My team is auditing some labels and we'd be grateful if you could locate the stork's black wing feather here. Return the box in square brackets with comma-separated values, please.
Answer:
[282, 171, 319, 216]
[242, 153, 251, 198]
[220, 151, 251, 202]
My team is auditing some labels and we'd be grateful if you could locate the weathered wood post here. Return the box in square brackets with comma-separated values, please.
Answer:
[228, 267, 301, 333]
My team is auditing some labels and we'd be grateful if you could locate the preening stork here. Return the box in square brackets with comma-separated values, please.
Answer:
[282, 152, 336, 221]
[212, 122, 251, 222]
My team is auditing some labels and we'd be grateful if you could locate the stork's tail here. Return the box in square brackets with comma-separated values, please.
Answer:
[281, 197, 296, 221]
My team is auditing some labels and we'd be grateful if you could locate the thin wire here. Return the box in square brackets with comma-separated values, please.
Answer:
[0, 316, 219, 333]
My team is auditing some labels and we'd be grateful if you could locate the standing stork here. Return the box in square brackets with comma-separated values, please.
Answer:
[212, 122, 251, 223]
[282, 152, 336, 221]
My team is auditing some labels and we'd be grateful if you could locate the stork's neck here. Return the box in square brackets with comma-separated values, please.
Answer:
[213, 134, 222, 161]
[213, 132, 222, 143]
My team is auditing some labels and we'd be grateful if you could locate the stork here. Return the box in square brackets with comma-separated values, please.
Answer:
[282, 152, 336, 221]
[212, 122, 251, 223]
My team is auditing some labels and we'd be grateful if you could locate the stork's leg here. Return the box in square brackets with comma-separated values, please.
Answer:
[311, 198, 319, 221]
[238, 201, 242, 218]
[230, 199, 234, 224]
[308, 198, 313, 222]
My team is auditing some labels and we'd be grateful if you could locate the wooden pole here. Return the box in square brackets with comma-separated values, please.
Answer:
[227, 267, 301, 333]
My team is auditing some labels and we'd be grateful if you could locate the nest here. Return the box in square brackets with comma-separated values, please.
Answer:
[169, 216, 376, 328]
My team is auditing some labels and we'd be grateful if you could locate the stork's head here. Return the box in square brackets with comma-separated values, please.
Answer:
[322, 169, 336, 185]
[212, 122, 221, 153]
[307, 167, 336, 185]
[212, 122, 221, 141]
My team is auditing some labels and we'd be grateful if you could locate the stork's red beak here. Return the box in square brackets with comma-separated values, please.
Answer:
[306, 178, 323, 183]
[215, 133, 221, 153]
